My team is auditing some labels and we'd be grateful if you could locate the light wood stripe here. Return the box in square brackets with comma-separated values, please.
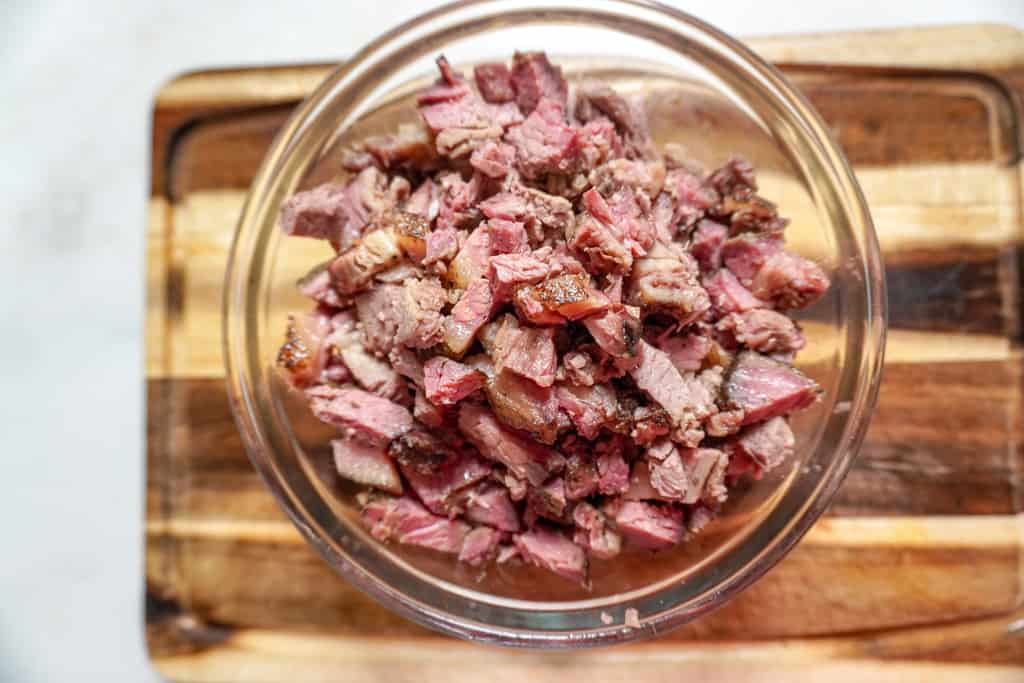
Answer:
[146, 515, 1023, 550]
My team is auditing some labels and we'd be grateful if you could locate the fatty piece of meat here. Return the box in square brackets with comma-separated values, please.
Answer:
[517, 274, 611, 322]
[463, 483, 520, 532]
[448, 224, 491, 289]
[572, 502, 622, 560]
[628, 247, 710, 324]
[510, 51, 568, 114]
[276, 312, 331, 388]
[749, 251, 830, 310]
[513, 524, 587, 584]
[574, 80, 654, 158]
[474, 62, 515, 103]
[328, 227, 404, 294]
[332, 439, 402, 494]
[484, 369, 561, 444]
[614, 500, 685, 550]
[583, 304, 641, 360]
[280, 180, 362, 245]
[459, 527, 503, 566]
[458, 404, 563, 486]
[443, 278, 494, 356]
[490, 316, 557, 387]
[400, 450, 492, 516]
[690, 219, 728, 272]
[703, 268, 766, 317]
[561, 350, 598, 387]
[555, 383, 617, 440]
[487, 218, 529, 255]
[505, 99, 580, 179]
[659, 332, 711, 374]
[721, 233, 783, 285]
[724, 351, 819, 425]
[727, 416, 795, 471]
[513, 286, 566, 326]
[653, 444, 727, 504]
[424, 356, 486, 406]
[360, 494, 469, 554]
[470, 140, 517, 178]
[307, 385, 413, 444]
[488, 251, 549, 303]
[589, 159, 666, 198]
[716, 309, 806, 355]
[630, 341, 719, 440]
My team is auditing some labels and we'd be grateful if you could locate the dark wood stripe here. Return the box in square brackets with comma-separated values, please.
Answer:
[151, 67, 1020, 196]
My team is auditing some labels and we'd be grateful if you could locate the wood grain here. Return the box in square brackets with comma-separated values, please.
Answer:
[145, 23, 1024, 681]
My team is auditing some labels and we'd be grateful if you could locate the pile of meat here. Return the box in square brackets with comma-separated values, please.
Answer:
[276, 52, 829, 585]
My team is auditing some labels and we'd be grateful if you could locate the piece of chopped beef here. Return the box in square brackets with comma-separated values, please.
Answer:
[448, 224, 491, 288]
[724, 351, 819, 424]
[423, 227, 460, 265]
[510, 51, 568, 114]
[690, 219, 728, 272]
[360, 493, 469, 554]
[572, 502, 622, 559]
[716, 309, 806, 355]
[555, 383, 617, 440]
[596, 442, 630, 495]
[749, 251, 830, 309]
[630, 341, 719, 443]
[276, 312, 332, 388]
[487, 218, 529, 255]
[574, 81, 654, 158]
[590, 159, 666, 198]
[474, 62, 516, 103]
[627, 245, 710, 324]
[364, 123, 438, 171]
[458, 404, 563, 486]
[708, 155, 757, 197]
[703, 268, 766, 317]
[463, 483, 520, 532]
[405, 178, 440, 220]
[484, 369, 561, 444]
[400, 450, 492, 515]
[444, 278, 494, 356]
[563, 451, 600, 500]
[424, 356, 486, 406]
[488, 251, 550, 303]
[470, 139, 517, 178]
[490, 316, 557, 387]
[459, 526, 503, 566]
[307, 385, 413, 443]
[658, 166, 719, 233]
[514, 524, 587, 584]
[721, 233, 783, 285]
[582, 304, 641, 359]
[614, 501, 685, 550]
[527, 476, 569, 522]
[658, 332, 711, 374]
[727, 416, 795, 471]
[332, 438, 403, 494]
[297, 264, 344, 309]
[505, 99, 580, 179]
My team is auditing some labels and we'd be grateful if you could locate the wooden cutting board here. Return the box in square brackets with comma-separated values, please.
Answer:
[145, 24, 1024, 682]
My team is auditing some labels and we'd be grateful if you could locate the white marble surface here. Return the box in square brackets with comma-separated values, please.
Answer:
[2, 1, 1022, 680]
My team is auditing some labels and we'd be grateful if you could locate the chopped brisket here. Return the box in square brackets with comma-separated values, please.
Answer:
[724, 351, 819, 424]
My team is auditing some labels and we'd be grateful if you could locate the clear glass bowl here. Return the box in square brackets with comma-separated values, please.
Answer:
[223, 0, 886, 647]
